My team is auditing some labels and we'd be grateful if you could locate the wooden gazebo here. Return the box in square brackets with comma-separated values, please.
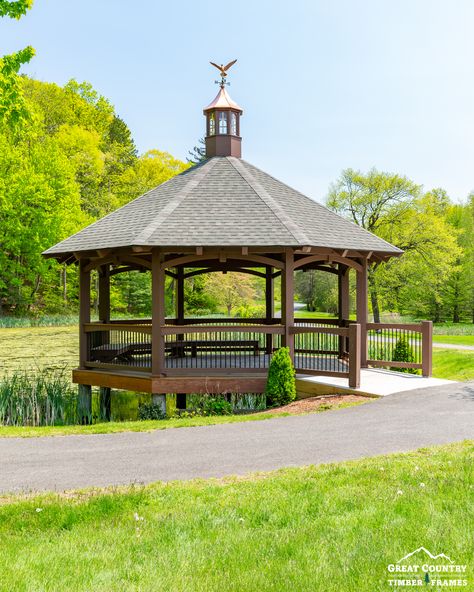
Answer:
[43, 66, 433, 417]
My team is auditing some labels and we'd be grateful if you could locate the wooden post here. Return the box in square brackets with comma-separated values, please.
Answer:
[79, 260, 90, 369]
[356, 258, 368, 367]
[338, 265, 350, 321]
[78, 384, 92, 424]
[99, 387, 111, 421]
[265, 266, 274, 355]
[421, 320, 433, 377]
[151, 249, 166, 376]
[97, 264, 112, 420]
[338, 265, 350, 358]
[281, 250, 295, 360]
[78, 260, 92, 423]
[98, 264, 110, 323]
[175, 266, 184, 324]
[348, 323, 361, 388]
[175, 266, 186, 410]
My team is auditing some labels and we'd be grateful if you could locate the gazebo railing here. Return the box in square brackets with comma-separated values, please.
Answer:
[81, 319, 431, 384]
[83, 323, 284, 373]
[291, 324, 361, 388]
[366, 321, 432, 376]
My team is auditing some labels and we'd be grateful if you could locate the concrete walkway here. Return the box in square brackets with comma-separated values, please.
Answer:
[0, 382, 472, 494]
[297, 368, 453, 397]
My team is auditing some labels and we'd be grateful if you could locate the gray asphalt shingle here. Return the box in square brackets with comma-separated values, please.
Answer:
[43, 156, 401, 256]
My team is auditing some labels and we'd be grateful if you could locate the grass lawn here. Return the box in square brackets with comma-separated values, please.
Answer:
[433, 334, 474, 347]
[432, 349, 474, 381]
[0, 399, 365, 438]
[0, 441, 471, 592]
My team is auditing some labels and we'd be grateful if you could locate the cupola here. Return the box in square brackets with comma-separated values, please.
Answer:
[203, 59, 243, 158]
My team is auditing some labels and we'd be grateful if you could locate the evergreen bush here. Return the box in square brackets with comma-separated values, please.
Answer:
[391, 338, 419, 374]
[265, 347, 296, 407]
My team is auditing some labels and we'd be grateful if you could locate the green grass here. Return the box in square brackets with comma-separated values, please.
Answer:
[432, 349, 474, 381]
[0, 441, 471, 592]
[0, 400, 365, 438]
[433, 335, 474, 346]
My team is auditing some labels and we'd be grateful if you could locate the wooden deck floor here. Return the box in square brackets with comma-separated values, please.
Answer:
[91, 353, 349, 373]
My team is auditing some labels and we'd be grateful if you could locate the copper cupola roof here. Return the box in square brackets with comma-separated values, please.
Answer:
[203, 87, 243, 113]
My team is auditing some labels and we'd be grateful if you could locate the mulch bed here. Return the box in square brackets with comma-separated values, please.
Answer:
[261, 394, 370, 415]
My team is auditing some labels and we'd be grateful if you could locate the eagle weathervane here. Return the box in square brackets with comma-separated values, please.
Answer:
[210, 59, 237, 88]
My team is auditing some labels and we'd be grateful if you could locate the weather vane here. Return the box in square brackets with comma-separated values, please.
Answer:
[210, 59, 237, 88]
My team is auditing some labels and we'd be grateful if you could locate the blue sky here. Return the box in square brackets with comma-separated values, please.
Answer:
[1, 0, 473, 202]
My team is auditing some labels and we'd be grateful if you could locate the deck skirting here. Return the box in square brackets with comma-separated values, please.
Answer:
[72, 368, 268, 394]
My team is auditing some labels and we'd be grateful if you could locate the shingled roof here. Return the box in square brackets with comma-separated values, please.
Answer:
[43, 156, 402, 258]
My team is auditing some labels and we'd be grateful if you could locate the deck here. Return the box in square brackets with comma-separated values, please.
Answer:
[74, 317, 433, 394]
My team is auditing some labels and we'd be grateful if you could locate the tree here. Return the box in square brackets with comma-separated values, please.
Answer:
[327, 169, 459, 322]
[205, 272, 256, 316]
[187, 138, 207, 164]
[0, 132, 87, 313]
[0, 0, 35, 131]
[116, 149, 189, 205]
[295, 269, 338, 314]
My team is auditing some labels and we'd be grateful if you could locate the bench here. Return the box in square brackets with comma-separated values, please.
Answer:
[91, 342, 151, 363]
[167, 339, 260, 358]
[91, 340, 260, 362]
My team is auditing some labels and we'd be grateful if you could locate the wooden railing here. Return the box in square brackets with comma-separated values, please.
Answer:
[366, 321, 432, 376]
[291, 324, 361, 388]
[81, 318, 432, 385]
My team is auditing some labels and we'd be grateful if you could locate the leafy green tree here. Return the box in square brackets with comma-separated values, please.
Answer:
[327, 169, 459, 322]
[206, 272, 256, 316]
[116, 149, 189, 205]
[295, 269, 338, 314]
[0, 0, 35, 130]
[0, 133, 87, 313]
[265, 347, 296, 407]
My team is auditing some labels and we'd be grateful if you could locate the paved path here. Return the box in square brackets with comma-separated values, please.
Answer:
[1, 382, 473, 494]
[432, 342, 474, 351]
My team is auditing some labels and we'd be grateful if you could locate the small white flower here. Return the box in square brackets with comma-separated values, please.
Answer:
[238, 517, 244, 522]
[133, 512, 144, 522]
[35, 508, 43, 513]
[396, 490, 404, 495]
[414, 466, 420, 472]
[420, 483, 425, 488]
[380, 467, 385, 471]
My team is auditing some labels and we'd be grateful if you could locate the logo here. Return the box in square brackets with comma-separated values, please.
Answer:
[386, 547, 469, 588]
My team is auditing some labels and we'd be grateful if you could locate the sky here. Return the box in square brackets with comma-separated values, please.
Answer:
[1, 0, 473, 203]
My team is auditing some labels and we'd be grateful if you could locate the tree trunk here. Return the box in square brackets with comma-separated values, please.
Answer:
[368, 267, 381, 323]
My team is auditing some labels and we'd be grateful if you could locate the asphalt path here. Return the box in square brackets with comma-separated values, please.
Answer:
[1, 382, 473, 494]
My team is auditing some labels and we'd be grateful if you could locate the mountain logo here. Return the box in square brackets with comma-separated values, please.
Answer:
[397, 547, 454, 564]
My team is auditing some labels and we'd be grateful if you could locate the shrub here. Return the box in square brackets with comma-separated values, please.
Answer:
[265, 347, 296, 407]
[200, 396, 232, 416]
[137, 403, 166, 420]
[233, 304, 266, 319]
[391, 338, 419, 374]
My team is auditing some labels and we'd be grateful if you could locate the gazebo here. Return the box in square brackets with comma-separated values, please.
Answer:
[43, 64, 433, 418]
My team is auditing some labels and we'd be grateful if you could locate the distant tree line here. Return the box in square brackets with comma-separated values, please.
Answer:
[296, 169, 473, 324]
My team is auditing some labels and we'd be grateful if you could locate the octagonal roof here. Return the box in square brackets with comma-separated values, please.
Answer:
[43, 156, 402, 258]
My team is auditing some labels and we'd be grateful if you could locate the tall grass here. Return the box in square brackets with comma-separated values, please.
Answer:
[0, 315, 78, 328]
[0, 368, 78, 426]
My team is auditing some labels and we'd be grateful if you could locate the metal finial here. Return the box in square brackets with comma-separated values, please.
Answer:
[210, 59, 237, 88]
